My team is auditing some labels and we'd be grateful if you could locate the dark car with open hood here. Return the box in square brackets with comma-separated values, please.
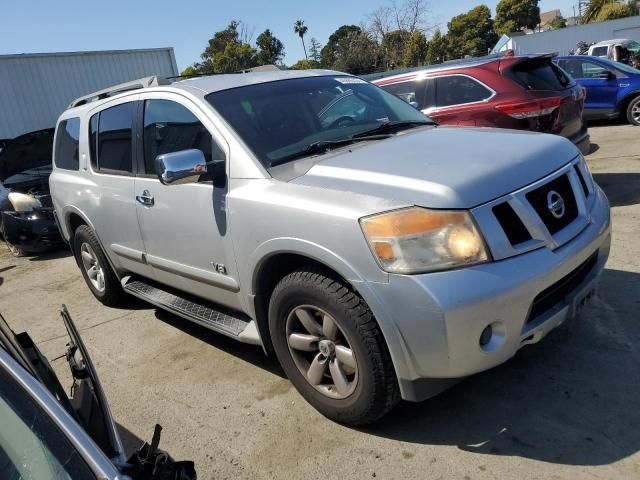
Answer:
[0, 306, 197, 479]
[0, 128, 64, 256]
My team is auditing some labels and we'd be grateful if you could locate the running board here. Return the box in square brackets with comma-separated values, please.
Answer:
[121, 276, 261, 346]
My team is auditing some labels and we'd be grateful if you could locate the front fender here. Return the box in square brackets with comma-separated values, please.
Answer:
[244, 237, 417, 382]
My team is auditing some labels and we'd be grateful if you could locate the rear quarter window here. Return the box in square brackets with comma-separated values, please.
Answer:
[510, 59, 573, 91]
[54, 118, 80, 170]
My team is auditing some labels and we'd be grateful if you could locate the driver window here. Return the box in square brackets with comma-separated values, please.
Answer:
[0, 368, 96, 479]
[580, 62, 610, 79]
[143, 99, 225, 175]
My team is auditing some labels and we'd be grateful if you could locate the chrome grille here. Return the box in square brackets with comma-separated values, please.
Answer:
[472, 157, 593, 261]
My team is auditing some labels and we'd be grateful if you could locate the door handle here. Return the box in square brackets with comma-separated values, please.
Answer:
[136, 190, 154, 206]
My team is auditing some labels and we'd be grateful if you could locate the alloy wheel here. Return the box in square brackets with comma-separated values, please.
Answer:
[80, 243, 105, 293]
[286, 305, 358, 399]
[632, 103, 640, 124]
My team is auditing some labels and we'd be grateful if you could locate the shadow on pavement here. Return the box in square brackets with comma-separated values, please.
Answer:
[154, 308, 285, 379]
[28, 247, 72, 262]
[361, 268, 640, 467]
[594, 173, 640, 207]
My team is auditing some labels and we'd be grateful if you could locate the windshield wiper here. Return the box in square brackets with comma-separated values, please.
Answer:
[269, 134, 390, 167]
[352, 120, 435, 139]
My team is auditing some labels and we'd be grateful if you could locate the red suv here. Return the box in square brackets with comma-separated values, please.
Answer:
[373, 54, 590, 155]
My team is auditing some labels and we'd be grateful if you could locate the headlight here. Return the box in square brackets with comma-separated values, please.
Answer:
[360, 207, 489, 274]
[7, 192, 42, 212]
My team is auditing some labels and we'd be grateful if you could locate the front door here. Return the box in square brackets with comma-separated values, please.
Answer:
[558, 59, 618, 113]
[133, 94, 242, 310]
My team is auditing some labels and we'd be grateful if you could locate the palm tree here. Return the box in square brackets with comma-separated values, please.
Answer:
[294, 19, 309, 60]
[581, 0, 621, 23]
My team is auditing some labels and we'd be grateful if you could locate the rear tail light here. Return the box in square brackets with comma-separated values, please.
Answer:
[495, 97, 562, 119]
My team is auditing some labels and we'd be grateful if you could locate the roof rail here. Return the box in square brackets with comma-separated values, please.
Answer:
[68, 76, 171, 108]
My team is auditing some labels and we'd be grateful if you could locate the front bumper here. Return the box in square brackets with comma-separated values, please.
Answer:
[358, 186, 611, 402]
[1, 209, 63, 253]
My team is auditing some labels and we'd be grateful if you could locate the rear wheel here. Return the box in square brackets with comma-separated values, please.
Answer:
[73, 225, 125, 307]
[269, 269, 399, 425]
[626, 96, 640, 126]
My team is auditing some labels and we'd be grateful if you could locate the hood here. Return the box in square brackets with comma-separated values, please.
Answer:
[2, 166, 52, 189]
[0, 128, 54, 183]
[290, 126, 579, 209]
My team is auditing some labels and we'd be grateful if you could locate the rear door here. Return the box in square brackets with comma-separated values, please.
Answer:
[557, 58, 618, 113]
[86, 97, 153, 278]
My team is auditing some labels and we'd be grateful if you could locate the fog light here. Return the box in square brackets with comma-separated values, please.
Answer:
[479, 325, 493, 346]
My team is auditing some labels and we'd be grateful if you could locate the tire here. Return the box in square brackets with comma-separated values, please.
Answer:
[73, 225, 125, 307]
[268, 269, 399, 425]
[0, 221, 26, 257]
[626, 96, 640, 126]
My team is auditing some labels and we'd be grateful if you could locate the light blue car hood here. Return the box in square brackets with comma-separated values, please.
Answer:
[290, 126, 580, 209]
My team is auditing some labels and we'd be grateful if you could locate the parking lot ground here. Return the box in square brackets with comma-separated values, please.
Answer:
[1, 123, 639, 480]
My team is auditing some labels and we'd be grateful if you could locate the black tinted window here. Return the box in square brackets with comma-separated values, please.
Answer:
[143, 100, 224, 175]
[381, 80, 427, 109]
[435, 76, 492, 107]
[54, 118, 80, 170]
[96, 103, 135, 173]
[511, 59, 572, 90]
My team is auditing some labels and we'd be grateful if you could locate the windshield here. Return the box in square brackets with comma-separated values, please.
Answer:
[593, 56, 640, 75]
[206, 76, 431, 167]
[627, 41, 640, 53]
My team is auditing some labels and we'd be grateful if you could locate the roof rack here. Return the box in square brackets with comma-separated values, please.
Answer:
[68, 76, 171, 108]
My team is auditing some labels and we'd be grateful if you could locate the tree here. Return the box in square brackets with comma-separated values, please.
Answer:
[290, 59, 321, 70]
[294, 19, 309, 60]
[255, 29, 285, 65]
[367, 0, 431, 41]
[494, 0, 540, 35]
[596, 2, 633, 21]
[320, 25, 362, 67]
[425, 28, 447, 64]
[195, 21, 256, 74]
[180, 66, 197, 78]
[551, 15, 568, 29]
[381, 30, 412, 68]
[403, 31, 428, 67]
[320, 25, 379, 74]
[581, 0, 633, 23]
[446, 5, 498, 59]
[309, 38, 322, 63]
[213, 42, 257, 73]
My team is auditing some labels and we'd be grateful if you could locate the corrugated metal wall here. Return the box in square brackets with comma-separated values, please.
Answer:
[498, 16, 640, 56]
[0, 48, 178, 139]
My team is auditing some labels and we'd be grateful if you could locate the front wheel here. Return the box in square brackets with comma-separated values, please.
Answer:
[626, 96, 640, 126]
[0, 221, 26, 257]
[269, 269, 399, 425]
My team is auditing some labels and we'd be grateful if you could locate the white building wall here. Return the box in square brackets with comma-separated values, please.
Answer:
[0, 48, 178, 139]
[496, 16, 640, 57]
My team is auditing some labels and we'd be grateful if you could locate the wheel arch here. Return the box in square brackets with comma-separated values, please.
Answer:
[619, 89, 640, 118]
[245, 240, 410, 384]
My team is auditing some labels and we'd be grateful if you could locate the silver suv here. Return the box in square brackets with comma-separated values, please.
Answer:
[50, 70, 611, 425]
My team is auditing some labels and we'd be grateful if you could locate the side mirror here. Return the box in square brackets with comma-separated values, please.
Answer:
[598, 70, 615, 81]
[155, 149, 225, 186]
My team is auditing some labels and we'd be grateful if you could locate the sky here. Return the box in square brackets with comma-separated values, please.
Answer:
[1, 0, 579, 71]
